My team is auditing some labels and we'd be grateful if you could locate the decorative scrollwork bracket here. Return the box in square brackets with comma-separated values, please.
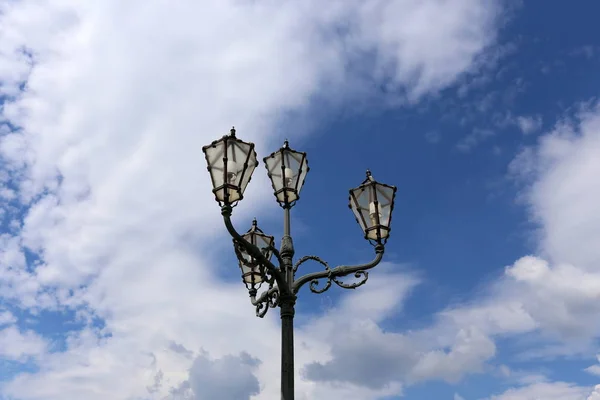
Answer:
[293, 255, 372, 294]
[249, 283, 281, 318]
[292, 244, 385, 294]
[252, 287, 280, 318]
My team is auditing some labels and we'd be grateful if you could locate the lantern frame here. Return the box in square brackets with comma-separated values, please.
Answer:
[348, 170, 397, 245]
[202, 127, 258, 207]
[233, 219, 275, 291]
[263, 140, 309, 208]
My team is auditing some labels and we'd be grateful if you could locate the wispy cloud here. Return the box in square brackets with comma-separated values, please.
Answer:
[0, 0, 505, 399]
[456, 128, 495, 152]
[516, 115, 543, 135]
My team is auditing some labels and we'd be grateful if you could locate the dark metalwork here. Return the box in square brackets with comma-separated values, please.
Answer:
[278, 206, 296, 400]
[234, 218, 275, 291]
[202, 127, 259, 207]
[279, 293, 295, 400]
[293, 244, 384, 294]
[349, 170, 397, 245]
[222, 205, 290, 297]
[263, 140, 309, 208]
[293, 254, 372, 291]
[250, 285, 280, 318]
[205, 133, 396, 400]
[293, 254, 327, 274]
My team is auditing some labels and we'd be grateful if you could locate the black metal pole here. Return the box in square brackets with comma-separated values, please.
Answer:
[280, 207, 296, 400]
[280, 293, 295, 400]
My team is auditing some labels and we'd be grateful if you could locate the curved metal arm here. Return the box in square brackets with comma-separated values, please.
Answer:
[221, 206, 290, 296]
[250, 286, 280, 318]
[292, 244, 385, 294]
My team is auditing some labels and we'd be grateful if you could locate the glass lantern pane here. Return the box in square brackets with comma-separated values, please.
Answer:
[350, 185, 378, 230]
[204, 142, 226, 190]
[350, 174, 396, 242]
[238, 246, 253, 264]
[282, 151, 299, 189]
[255, 235, 272, 256]
[203, 135, 257, 204]
[227, 141, 254, 187]
[242, 232, 254, 248]
[241, 264, 262, 284]
[242, 266, 263, 285]
[375, 184, 395, 227]
[285, 150, 308, 197]
[212, 186, 240, 203]
[265, 152, 285, 190]
[367, 225, 387, 240]
[243, 274, 262, 284]
[226, 141, 245, 186]
[242, 232, 274, 261]
[265, 146, 308, 205]
[276, 190, 298, 203]
[238, 151, 257, 198]
[350, 189, 367, 233]
[241, 263, 252, 275]
[279, 150, 300, 203]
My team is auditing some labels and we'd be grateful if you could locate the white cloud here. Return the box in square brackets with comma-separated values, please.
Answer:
[298, 267, 418, 395]
[585, 355, 600, 377]
[0, 0, 504, 399]
[588, 385, 600, 400]
[297, 69, 600, 400]
[396, 102, 600, 394]
[441, 103, 600, 353]
[0, 310, 17, 326]
[516, 115, 543, 135]
[0, 325, 47, 361]
[2, 0, 597, 396]
[513, 106, 600, 271]
[455, 113, 542, 151]
[168, 351, 261, 400]
[486, 381, 594, 400]
[587, 365, 600, 377]
[436, 256, 600, 360]
[302, 270, 499, 388]
[347, 0, 502, 102]
[409, 327, 496, 383]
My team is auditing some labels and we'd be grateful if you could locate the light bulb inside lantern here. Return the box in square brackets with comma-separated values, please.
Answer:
[369, 202, 381, 226]
[226, 160, 240, 184]
[284, 167, 294, 187]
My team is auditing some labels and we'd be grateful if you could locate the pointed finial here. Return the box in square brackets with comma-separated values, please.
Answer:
[230, 127, 236, 137]
[252, 217, 257, 227]
[366, 169, 372, 178]
[283, 139, 289, 148]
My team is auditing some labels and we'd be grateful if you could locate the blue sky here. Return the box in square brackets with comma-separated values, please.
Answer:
[1, 1, 600, 399]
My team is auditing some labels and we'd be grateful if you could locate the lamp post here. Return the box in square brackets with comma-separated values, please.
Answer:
[202, 128, 397, 400]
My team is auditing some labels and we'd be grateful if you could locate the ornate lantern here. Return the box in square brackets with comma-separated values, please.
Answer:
[234, 219, 275, 291]
[349, 170, 397, 244]
[202, 127, 258, 207]
[263, 140, 309, 208]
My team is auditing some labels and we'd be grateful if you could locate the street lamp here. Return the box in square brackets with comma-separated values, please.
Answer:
[235, 218, 275, 293]
[203, 127, 258, 206]
[202, 128, 397, 400]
